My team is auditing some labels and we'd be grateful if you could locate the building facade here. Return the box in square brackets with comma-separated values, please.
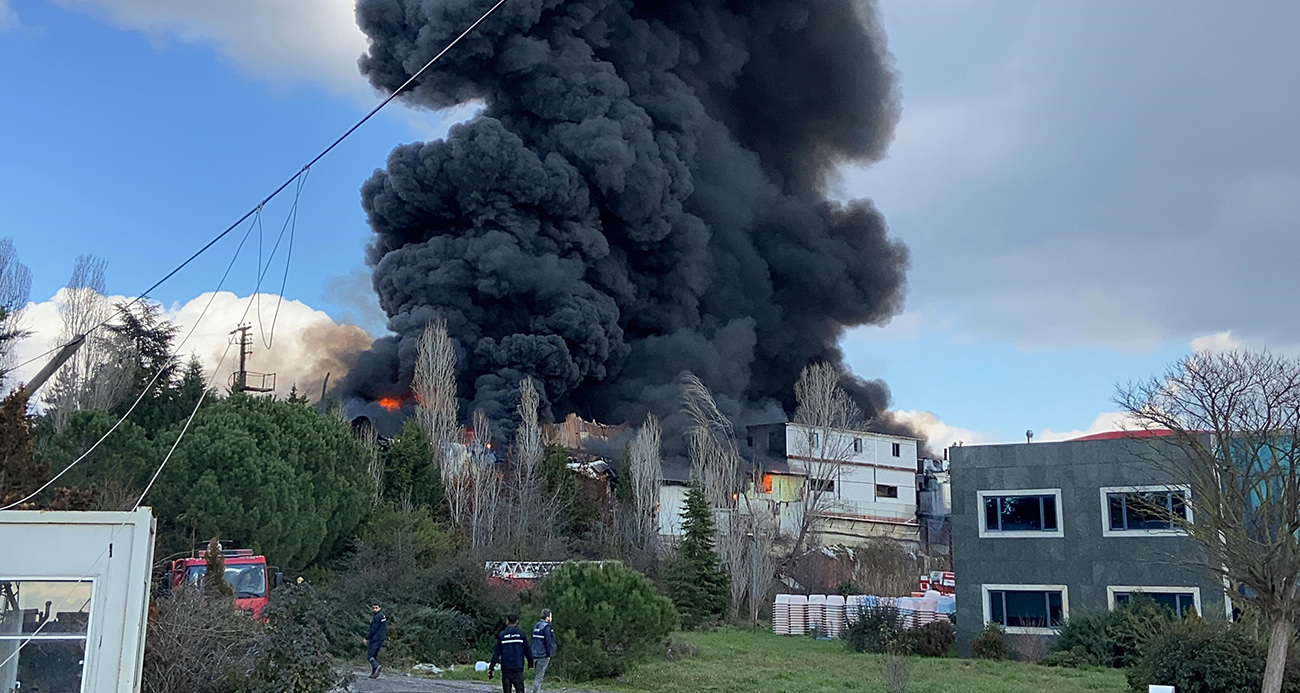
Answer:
[743, 422, 921, 545]
[950, 437, 1227, 651]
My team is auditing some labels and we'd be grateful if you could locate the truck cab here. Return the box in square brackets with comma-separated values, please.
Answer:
[169, 548, 281, 618]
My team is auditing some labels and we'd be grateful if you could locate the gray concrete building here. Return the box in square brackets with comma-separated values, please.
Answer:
[950, 436, 1227, 651]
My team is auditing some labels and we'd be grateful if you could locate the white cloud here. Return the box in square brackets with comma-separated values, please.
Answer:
[8, 290, 371, 402]
[891, 409, 993, 451]
[1035, 411, 1140, 443]
[1189, 331, 1242, 354]
[49, 0, 369, 94]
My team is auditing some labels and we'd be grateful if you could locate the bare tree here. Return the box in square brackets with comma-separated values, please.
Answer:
[362, 426, 384, 507]
[628, 414, 664, 553]
[1119, 349, 1300, 693]
[681, 374, 755, 619]
[44, 255, 114, 429]
[509, 377, 544, 546]
[0, 238, 32, 387]
[469, 409, 501, 551]
[786, 362, 864, 566]
[411, 318, 466, 525]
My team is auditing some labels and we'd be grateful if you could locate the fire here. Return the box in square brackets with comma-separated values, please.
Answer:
[377, 397, 401, 412]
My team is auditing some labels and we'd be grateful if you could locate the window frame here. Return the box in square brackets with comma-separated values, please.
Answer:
[1106, 586, 1202, 618]
[0, 577, 98, 693]
[981, 584, 1069, 635]
[977, 488, 1065, 538]
[876, 484, 899, 499]
[1099, 484, 1192, 537]
[891, 442, 901, 457]
[853, 437, 863, 453]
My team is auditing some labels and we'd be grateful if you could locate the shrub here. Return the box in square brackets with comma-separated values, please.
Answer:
[1042, 645, 1096, 669]
[242, 583, 341, 693]
[1105, 593, 1173, 669]
[665, 637, 700, 662]
[971, 623, 1009, 660]
[906, 620, 956, 657]
[542, 561, 677, 681]
[141, 590, 261, 693]
[1051, 611, 1110, 667]
[843, 606, 905, 654]
[1127, 619, 1263, 693]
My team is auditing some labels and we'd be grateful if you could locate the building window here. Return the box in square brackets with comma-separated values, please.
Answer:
[761, 474, 773, 494]
[853, 437, 863, 453]
[981, 491, 1061, 536]
[0, 580, 94, 693]
[810, 431, 820, 449]
[876, 484, 899, 499]
[1109, 587, 1201, 618]
[808, 478, 835, 495]
[1100, 485, 1191, 536]
[891, 442, 901, 457]
[746, 435, 754, 448]
[986, 587, 1065, 632]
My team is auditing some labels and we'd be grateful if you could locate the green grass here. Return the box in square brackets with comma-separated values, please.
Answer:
[442, 628, 1129, 692]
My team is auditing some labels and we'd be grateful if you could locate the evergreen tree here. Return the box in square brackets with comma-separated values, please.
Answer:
[0, 391, 46, 508]
[381, 419, 446, 514]
[665, 477, 730, 629]
[285, 384, 309, 404]
[204, 535, 233, 598]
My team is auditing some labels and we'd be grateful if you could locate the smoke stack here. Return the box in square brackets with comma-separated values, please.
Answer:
[344, 0, 914, 446]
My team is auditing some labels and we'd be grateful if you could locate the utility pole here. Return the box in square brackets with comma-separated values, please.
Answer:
[228, 324, 275, 394]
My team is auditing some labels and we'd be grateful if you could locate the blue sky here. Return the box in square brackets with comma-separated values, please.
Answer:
[4, 0, 1297, 447]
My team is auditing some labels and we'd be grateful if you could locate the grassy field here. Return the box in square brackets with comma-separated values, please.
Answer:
[444, 628, 1129, 693]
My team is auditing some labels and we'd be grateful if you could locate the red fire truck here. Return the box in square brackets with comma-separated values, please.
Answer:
[168, 546, 283, 618]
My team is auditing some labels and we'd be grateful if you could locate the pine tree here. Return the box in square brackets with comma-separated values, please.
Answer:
[0, 391, 47, 508]
[203, 535, 233, 599]
[665, 477, 730, 629]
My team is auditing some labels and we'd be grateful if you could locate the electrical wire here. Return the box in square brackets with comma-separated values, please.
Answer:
[24, 0, 513, 359]
[0, 215, 261, 511]
[257, 168, 309, 349]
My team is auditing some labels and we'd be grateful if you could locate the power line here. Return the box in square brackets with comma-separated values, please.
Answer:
[26, 0, 513, 359]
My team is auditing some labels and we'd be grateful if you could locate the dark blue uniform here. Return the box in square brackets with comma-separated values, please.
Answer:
[367, 610, 388, 674]
[489, 624, 534, 693]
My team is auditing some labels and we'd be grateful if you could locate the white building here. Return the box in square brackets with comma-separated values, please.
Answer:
[743, 422, 920, 546]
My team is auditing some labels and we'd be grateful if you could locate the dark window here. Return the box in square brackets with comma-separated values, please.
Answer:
[891, 442, 901, 457]
[809, 478, 835, 495]
[1114, 591, 1197, 618]
[988, 589, 1064, 629]
[876, 484, 899, 499]
[854, 437, 863, 453]
[983, 494, 1059, 533]
[1107, 490, 1188, 532]
[767, 431, 782, 454]
[746, 435, 754, 448]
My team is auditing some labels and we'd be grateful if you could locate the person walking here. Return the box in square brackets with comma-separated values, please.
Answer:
[488, 614, 534, 693]
[529, 609, 558, 693]
[366, 603, 388, 679]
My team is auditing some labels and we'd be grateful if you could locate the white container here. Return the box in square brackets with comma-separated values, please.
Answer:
[1148, 687, 1175, 693]
[773, 594, 791, 635]
[807, 594, 827, 634]
[824, 595, 846, 637]
[789, 594, 808, 635]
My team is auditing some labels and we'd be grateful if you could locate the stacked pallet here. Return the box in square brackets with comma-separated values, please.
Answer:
[788, 594, 808, 635]
[807, 594, 826, 635]
[823, 595, 846, 637]
[772, 594, 791, 635]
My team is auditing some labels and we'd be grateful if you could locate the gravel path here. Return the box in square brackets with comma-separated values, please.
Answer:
[347, 669, 608, 693]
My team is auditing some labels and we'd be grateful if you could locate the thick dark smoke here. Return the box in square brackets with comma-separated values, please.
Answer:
[343, 0, 914, 450]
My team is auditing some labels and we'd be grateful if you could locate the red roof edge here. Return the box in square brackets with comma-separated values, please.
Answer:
[1068, 429, 1175, 442]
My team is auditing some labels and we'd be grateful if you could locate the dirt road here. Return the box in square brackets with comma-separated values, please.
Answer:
[348, 669, 608, 693]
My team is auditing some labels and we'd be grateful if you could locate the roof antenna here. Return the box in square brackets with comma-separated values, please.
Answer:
[1026, 430, 1034, 444]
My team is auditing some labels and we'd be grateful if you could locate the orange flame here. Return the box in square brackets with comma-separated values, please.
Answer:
[377, 397, 401, 412]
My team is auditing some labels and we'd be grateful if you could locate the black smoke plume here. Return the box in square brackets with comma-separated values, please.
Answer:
[344, 0, 914, 450]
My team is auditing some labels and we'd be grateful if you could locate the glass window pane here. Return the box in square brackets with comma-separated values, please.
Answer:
[1041, 496, 1058, 531]
[1108, 494, 1126, 531]
[1171, 493, 1188, 522]
[990, 591, 1004, 624]
[1, 637, 87, 693]
[1126, 492, 1175, 530]
[1047, 592, 1063, 627]
[1114, 592, 1131, 605]
[999, 496, 1044, 531]
[1003, 590, 1051, 628]
[984, 497, 1000, 531]
[0, 581, 92, 636]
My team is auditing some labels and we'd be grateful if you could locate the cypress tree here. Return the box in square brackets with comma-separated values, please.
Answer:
[665, 477, 730, 629]
[204, 536, 233, 599]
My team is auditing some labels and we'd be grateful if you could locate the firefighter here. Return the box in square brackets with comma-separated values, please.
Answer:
[488, 614, 534, 693]
[366, 602, 388, 679]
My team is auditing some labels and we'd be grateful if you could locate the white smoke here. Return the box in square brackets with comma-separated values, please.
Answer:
[8, 290, 371, 403]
